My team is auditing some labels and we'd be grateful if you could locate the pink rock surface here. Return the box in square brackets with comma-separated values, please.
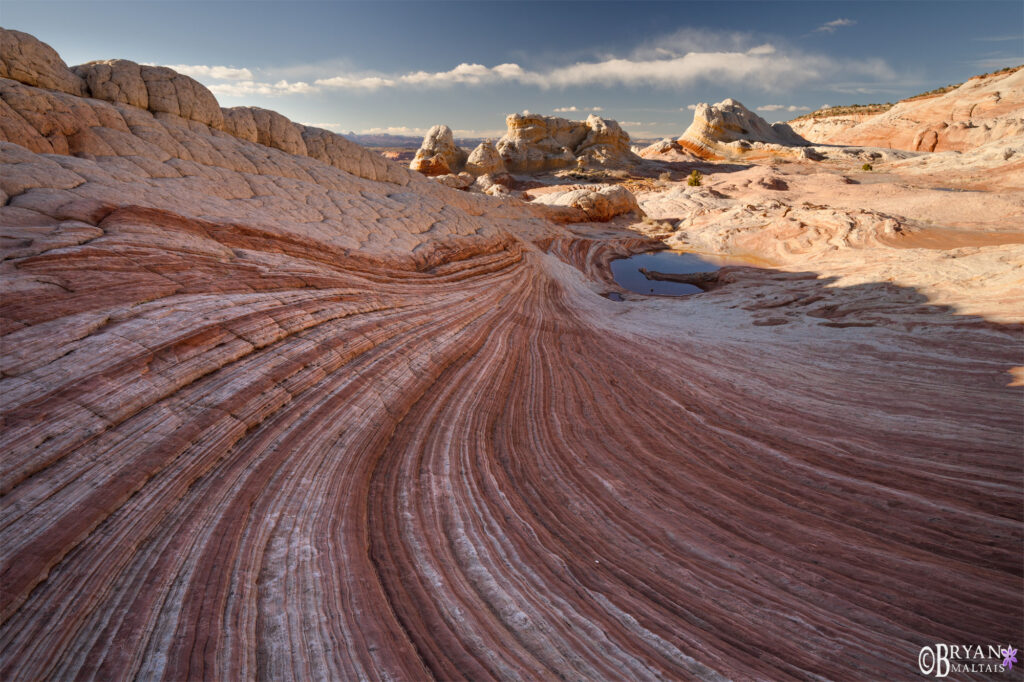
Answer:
[791, 67, 1024, 152]
[1, 29, 1021, 681]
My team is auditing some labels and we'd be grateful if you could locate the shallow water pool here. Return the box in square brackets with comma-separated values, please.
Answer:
[610, 251, 726, 296]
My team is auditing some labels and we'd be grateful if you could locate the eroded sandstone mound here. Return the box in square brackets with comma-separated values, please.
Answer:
[409, 124, 468, 176]
[677, 98, 809, 159]
[790, 66, 1024, 152]
[496, 112, 641, 172]
[528, 183, 642, 223]
[2, 29, 1022, 681]
[464, 139, 505, 175]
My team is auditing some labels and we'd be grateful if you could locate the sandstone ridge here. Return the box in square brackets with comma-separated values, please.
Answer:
[0, 27, 410, 186]
[789, 66, 1024, 152]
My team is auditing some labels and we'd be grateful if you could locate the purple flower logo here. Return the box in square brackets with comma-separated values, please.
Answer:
[1002, 646, 1018, 671]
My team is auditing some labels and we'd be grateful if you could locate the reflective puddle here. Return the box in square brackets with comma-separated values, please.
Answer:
[610, 251, 734, 296]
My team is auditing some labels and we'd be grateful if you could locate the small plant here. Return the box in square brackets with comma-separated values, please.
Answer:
[687, 170, 702, 187]
[658, 171, 672, 183]
[861, 163, 873, 171]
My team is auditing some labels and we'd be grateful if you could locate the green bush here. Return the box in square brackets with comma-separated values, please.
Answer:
[862, 163, 873, 171]
[687, 170, 702, 187]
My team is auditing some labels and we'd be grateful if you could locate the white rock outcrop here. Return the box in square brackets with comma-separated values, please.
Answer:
[678, 99, 809, 159]
[497, 113, 641, 172]
[410, 125, 468, 176]
[464, 140, 505, 176]
[530, 184, 641, 222]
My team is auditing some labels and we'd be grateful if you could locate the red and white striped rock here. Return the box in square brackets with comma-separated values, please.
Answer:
[1, 29, 1021, 681]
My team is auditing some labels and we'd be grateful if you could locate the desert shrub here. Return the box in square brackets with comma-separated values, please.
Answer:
[658, 171, 672, 183]
[862, 163, 873, 171]
[687, 170, 702, 187]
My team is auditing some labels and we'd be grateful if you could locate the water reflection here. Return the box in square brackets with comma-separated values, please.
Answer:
[610, 251, 725, 296]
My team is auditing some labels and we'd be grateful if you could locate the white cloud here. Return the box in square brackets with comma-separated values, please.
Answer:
[315, 75, 397, 89]
[208, 79, 316, 97]
[359, 126, 428, 135]
[681, 104, 698, 111]
[553, 105, 606, 113]
[163, 30, 893, 101]
[756, 104, 811, 112]
[161, 64, 254, 80]
[298, 31, 892, 95]
[357, 126, 504, 138]
[302, 122, 349, 132]
[814, 18, 856, 33]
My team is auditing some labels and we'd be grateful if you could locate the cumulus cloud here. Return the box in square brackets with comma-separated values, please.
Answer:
[350, 40, 885, 92]
[356, 125, 504, 137]
[756, 104, 812, 112]
[814, 18, 856, 33]
[315, 75, 397, 89]
[308, 47, 891, 93]
[359, 126, 427, 135]
[207, 80, 317, 97]
[161, 64, 254, 81]
[167, 30, 893, 99]
[302, 122, 349, 132]
[553, 105, 605, 113]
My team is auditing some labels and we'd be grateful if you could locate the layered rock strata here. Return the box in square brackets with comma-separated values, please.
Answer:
[1, 29, 1022, 681]
[790, 67, 1024, 152]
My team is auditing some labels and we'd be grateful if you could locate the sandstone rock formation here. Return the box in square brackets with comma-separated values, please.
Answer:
[433, 171, 475, 190]
[637, 138, 702, 161]
[497, 112, 641, 172]
[790, 66, 1024, 152]
[2, 29, 1022, 682]
[786, 111, 876, 145]
[464, 139, 505, 175]
[529, 183, 641, 222]
[677, 98, 809, 159]
[409, 124, 467, 176]
[0, 28, 87, 96]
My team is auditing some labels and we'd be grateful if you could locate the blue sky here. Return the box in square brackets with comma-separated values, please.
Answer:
[4, 1, 1022, 139]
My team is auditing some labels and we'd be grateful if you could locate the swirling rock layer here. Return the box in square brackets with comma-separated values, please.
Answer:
[2, 30, 1022, 681]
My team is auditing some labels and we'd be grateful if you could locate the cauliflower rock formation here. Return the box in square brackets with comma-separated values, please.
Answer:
[678, 98, 809, 159]
[496, 112, 641, 172]
[464, 139, 505, 176]
[409, 124, 468, 176]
